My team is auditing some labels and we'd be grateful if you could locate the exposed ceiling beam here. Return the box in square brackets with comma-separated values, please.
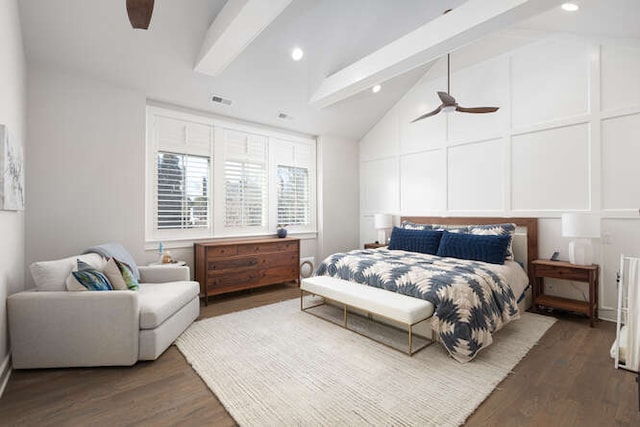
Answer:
[195, 0, 292, 77]
[309, 0, 563, 108]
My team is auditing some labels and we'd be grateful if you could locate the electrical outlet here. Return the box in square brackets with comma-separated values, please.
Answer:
[603, 232, 613, 244]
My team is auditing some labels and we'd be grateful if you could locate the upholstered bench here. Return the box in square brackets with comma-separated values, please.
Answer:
[300, 276, 435, 355]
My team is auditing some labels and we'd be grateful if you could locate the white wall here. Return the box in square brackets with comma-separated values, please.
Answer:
[317, 135, 359, 262]
[26, 67, 357, 286]
[0, 0, 26, 381]
[359, 35, 640, 321]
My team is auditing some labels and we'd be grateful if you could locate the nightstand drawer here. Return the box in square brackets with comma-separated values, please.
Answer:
[534, 264, 590, 281]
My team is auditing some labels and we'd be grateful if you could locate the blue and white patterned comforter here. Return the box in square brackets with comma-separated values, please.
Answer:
[315, 248, 521, 362]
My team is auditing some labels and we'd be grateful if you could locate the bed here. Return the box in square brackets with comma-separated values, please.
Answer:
[314, 216, 539, 362]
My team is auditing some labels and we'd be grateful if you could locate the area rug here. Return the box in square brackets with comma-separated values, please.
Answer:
[176, 298, 556, 426]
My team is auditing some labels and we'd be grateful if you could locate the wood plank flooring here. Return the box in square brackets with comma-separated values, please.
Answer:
[1, 283, 638, 426]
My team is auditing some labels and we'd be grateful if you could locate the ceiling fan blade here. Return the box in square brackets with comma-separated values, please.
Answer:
[127, 0, 154, 29]
[411, 105, 443, 122]
[437, 91, 457, 106]
[455, 106, 500, 114]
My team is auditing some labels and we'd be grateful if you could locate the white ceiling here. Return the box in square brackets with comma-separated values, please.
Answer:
[17, 0, 640, 140]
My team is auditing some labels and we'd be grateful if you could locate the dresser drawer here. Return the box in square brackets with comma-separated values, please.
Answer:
[257, 251, 298, 268]
[207, 256, 258, 272]
[258, 266, 298, 285]
[208, 270, 258, 289]
[206, 245, 237, 258]
[237, 240, 298, 255]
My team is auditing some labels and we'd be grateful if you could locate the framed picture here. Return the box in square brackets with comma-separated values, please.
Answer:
[0, 124, 25, 211]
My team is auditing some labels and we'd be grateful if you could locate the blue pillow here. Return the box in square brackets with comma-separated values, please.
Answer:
[388, 227, 443, 255]
[436, 231, 510, 265]
[468, 223, 516, 260]
[72, 260, 113, 291]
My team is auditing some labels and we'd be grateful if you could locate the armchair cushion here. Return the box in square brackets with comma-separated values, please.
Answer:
[138, 281, 199, 329]
[31, 253, 105, 291]
[68, 260, 113, 291]
[114, 258, 139, 290]
[103, 258, 128, 290]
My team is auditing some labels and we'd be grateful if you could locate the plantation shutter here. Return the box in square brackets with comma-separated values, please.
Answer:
[156, 152, 209, 229]
[152, 114, 212, 236]
[223, 130, 267, 228]
[277, 166, 310, 226]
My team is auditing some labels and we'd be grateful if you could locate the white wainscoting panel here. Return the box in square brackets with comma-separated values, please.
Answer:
[511, 40, 590, 128]
[448, 138, 504, 211]
[511, 124, 590, 211]
[448, 57, 509, 143]
[601, 44, 640, 112]
[400, 149, 446, 213]
[397, 77, 447, 155]
[360, 157, 399, 214]
[360, 107, 398, 162]
[602, 113, 640, 210]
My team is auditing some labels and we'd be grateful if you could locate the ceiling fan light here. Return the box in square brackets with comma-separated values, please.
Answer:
[442, 105, 456, 113]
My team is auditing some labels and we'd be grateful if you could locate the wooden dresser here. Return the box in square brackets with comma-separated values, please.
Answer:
[194, 237, 300, 304]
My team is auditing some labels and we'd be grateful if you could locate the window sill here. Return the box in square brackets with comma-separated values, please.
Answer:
[144, 232, 318, 251]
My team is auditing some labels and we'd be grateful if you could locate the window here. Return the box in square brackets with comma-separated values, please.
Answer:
[156, 152, 209, 230]
[270, 138, 315, 234]
[225, 161, 266, 227]
[146, 106, 316, 244]
[277, 165, 310, 226]
[217, 129, 268, 235]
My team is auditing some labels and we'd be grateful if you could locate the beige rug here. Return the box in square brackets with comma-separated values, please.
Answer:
[176, 298, 556, 426]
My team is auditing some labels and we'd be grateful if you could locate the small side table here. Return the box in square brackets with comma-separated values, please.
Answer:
[148, 260, 187, 267]
[364, 242, 387, 249]
[531, 259, 599, 327]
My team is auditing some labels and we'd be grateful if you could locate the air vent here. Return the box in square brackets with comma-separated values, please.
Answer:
[210, 94, 232, 106]
[277, 112, 293, 120]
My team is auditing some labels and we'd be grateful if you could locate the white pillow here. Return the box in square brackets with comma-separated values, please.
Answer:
[102, 258, 128, 290]
[30, 253, 105, 291]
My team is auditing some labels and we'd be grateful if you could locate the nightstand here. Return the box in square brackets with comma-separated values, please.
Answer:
[531, 259, 599, 327]
[364, 242, 387, 249]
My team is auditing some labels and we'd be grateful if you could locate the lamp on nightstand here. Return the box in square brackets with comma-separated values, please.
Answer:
[562, 213, 601, 265]
[374, 213, 393, 244]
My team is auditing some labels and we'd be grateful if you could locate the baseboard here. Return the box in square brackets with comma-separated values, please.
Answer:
[0, 350, 12, 398]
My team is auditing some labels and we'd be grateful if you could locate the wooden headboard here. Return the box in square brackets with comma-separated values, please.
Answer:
[401, 216, 539, 286]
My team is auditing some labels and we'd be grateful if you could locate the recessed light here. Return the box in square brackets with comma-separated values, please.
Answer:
[291, 47, 304, 61]
[561, 3, 579, 12]
[372, 84, 382, 94]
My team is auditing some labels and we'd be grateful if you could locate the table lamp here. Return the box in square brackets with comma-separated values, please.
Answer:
[562, 213, 601, 265]
[374, 213, 393, 244]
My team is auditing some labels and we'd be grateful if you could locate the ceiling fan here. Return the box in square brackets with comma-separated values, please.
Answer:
[126, 0, 154, 30]
[411, 53, 499, 122]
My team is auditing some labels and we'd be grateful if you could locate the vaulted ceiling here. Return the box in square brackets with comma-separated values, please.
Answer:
[17, 0, 640, 140]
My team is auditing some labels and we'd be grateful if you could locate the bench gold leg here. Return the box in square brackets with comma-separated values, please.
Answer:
[409, 324, 413, 356]
[343, 304, 347, 328]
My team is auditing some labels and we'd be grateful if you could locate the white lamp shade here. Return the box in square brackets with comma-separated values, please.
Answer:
[561, 213, 601, 238]
[373, 213, 393, 230]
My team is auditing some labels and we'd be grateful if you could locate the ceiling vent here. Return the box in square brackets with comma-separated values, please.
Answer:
[210, 94, 232, 106]
[277, 112, 293, 120]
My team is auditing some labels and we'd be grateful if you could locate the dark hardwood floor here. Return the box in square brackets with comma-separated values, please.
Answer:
[1, 284, 638, 426]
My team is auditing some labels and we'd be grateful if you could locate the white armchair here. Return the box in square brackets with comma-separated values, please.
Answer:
[8, 260, 199, 369]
